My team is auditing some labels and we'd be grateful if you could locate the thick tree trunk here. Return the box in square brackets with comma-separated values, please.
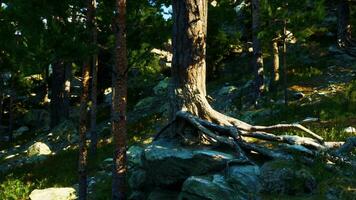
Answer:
[282, 20, 288, 105]
[50, 60, 67, 128]
[170, 0, 208, 119]
[251, 0, 264, 102]
[112, 0, 128, 199]
[337, 0, 351, 48]
[90, 0, 98, 155]
[78, 62, 90, 200]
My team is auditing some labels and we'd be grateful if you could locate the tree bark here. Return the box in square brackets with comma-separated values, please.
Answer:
[112, 0, 128, 199]
[282, 20, 288, 106]
[337, 0, 352, 48]
[78, 62, 90, 200]
[251, 0, 265, 102]
[0, 78, 3, 127]
[89, 0, 98, 155]
[272, 40, 279, 82]
[50, 60, 67, 128]
[63, 63, 72, 118]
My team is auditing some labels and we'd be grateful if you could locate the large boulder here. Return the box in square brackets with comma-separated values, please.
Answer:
[142, 140, 235, 186]
[179, 174, 242, 200]
[260, 160, 317, 195]
[29, 187, 77, 200]
[27, 142, 52, 157]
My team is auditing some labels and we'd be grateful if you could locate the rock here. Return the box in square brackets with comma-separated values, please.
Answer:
[129, 169, 146, 189]
[179, 174, 241, 200]
[52, 120, 78, 144]
[129, 191, 146, 200]
[147, 188, 179, 200]
[343, 126, 356, 134]
[143, 140, 235, 186]
[127, 145, 144, 167]
[14, 126, 29, 138]
[226, 164, 261, 194]
[29, 187, 77, 200]
[24, 109, 50, 130]
[260, 160, 317, 195]
[153, 78, 170, 95]
[27, 142, 52, 157]
[292, 92, 305, 100]
[218, 85, 238, 96]
[301, 117, 319, 123]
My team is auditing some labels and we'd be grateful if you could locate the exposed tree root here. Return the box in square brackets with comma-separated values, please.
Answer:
[155, 110, 356, 165]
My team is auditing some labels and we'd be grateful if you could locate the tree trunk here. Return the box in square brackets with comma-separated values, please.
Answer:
[337, 0, 351, 48]
[90, 0, 98, 155]
[0, 79, 3, 127]
[272, 40, 279, 82]
[63, 63, 72, 118]
[50, 60, 67, 128]
[78, 62, 90, 200]
[251, 0, 264, 102]
[283, 20, 288, 106]
[8, 88, 14, 142]
[112, 0, 128, 199]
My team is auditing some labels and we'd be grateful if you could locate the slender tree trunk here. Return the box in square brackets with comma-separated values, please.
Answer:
[63, 63, 72, 118]
[8, 77, 14, 142]
[251, 0, 264, 103]
[112, 0, 128, 199]
[50, 60, 67, 128]
[90, 0, 99, 155]
[283, 20, 288, 106]
[78, 63, 90, 200]
[337, 0, 351, 48]
[272, 40, 279, 82]
[0, 79, 3, 127]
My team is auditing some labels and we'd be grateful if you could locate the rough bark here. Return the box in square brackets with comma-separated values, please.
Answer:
[156, 0, 355, 168]
[170, 0, 208, 122]
[78, 62, 90, 200]
[89, 0, 98, 155]
[282, 20, 288, 105]
[50, 60, 67, 128]
[272, 40, 280, 82]
[251, 0, 265, 102]
[112, 0, 128, 199]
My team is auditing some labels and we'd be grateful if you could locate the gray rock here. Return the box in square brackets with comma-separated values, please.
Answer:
[129, 169, 146, 189]
[179, 174, 244, 200]
[343, 126, 356, 134]
[218, 86, 238, 96]
[148, 188, 179, 200]
[14, 126, 29, 138]
[129, 191, 146, 200]
[260, 160, 317, 195]
[226, 164, 261, 194]
[27, 142, 52, 157]
[24, 109, 50, 130]
[127, 146, 144, 167]
[29, 187, 77, 200]
[153, 78, 170, 95]
[143, 140, 235, 186]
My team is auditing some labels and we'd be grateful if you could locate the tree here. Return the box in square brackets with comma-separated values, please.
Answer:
[156, 0, 326, 161]
[89, 0, 98, 155]
[337, 0, 356, 56]
[112, 0, 128, 199]
[78, 0, 95, 199]
[251, 0, 265, 103]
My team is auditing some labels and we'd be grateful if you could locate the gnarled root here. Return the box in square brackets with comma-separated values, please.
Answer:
[155, 110, 355, 165]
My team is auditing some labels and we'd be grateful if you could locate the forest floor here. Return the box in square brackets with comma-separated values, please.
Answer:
[1, 43, 356, 199]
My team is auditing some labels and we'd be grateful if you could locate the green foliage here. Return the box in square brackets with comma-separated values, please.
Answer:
[0, 177, 36, 200]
